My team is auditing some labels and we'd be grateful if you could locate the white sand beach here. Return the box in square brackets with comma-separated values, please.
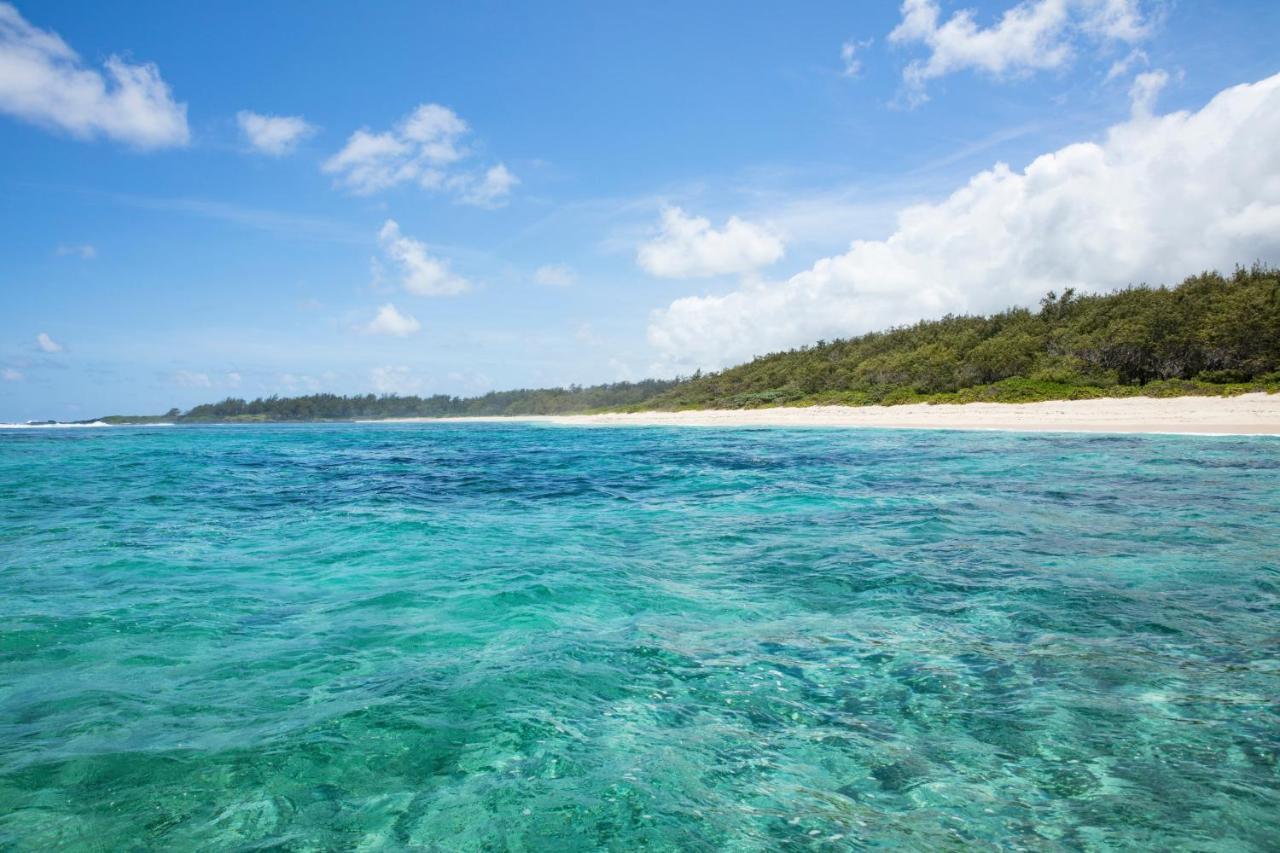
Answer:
[389, 393, 1280, 435]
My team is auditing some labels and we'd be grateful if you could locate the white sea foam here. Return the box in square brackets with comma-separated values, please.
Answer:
[0, 421, 112, 429]
[0, 421, 181, 430]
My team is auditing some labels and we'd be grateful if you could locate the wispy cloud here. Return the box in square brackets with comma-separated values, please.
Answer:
[905, 121, 1047, 176]
[455, 163, 519, 207]
[1105, 47, 1148, 81]
[169, 369, 242, 391]
[1128, 67, 1169, 117]
[36, 332, 63, 353]
[276, 372, 334, 394]
[533, 264, 575, 287]
[840, 38, 873, 77]
[107, 192, 366, 244]
[0, 2, 188, 148]
[236, 110, 316, 155]
[55, 243, 96, 259]
[370, 365, 426, 395]
[173, 370, 211, 388]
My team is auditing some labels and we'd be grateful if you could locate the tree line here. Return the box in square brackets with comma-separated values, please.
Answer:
[108, 265, 1279, 422]
[172, 379, 680, 422]
[642, 264, 1280, 409]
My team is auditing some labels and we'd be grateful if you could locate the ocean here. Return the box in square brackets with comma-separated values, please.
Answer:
[1, 423, 1277, 850]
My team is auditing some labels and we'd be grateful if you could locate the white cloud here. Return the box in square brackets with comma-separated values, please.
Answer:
[399, 102, 467, 158]
[323, 129, 413, 193]
[322, 103, 516, 203]
[370, 365, 425, 395]
[637, 207, 785, 279]
[0, 2, 188, 148]
[456, 162, 519, 207]
[363, 302, 422, 337]
[841, 38, 873, 77]
[888, 0, 1151, 104]
[55, 243, 95, 259]
[368, 256, 390, 292]
[648, 73, 1280, 371]
[36, 332, 62, 352]
[2, 367, 21, 381]
[1105, 47, 1147, 81]
[1128, 67, 1168, 117]
[378, 219, 471, 296]
[1079, 0, 1150, 41]
[226, 371, 242, 387]
[174, 370, 211, 388]
[534, 263, 575, 287]
[236, 110, 315, 155]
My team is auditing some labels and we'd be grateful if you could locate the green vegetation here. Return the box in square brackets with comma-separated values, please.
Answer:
[105, 266, 1279, 423]
[95, 409, 183, 425]
[174, 380, 679, 422]
[641, 264, 1280, 410]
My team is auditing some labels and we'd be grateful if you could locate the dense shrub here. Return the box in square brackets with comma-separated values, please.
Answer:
[643, 264, 1280, 409]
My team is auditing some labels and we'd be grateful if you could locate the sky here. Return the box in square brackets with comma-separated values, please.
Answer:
[1, 0, 1279, 421]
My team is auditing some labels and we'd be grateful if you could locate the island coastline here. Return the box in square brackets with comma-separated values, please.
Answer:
[372, 392, 1280, 435]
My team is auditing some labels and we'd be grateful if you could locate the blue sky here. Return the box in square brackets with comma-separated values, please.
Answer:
[2, 0, 1279, 421]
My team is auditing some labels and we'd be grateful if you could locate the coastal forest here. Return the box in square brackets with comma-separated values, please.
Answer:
[113, 265, 1280, 422]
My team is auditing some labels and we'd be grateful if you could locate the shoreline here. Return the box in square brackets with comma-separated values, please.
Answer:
[376, 392, 1280, 435]
[7, 393, 1278, 436]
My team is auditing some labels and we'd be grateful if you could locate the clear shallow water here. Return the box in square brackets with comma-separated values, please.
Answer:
[1, 423, 1277, 851]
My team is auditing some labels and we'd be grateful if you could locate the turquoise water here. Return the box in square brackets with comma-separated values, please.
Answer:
[1, 424, 1278, 851]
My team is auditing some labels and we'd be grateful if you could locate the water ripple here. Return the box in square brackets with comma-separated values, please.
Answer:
[0, 423, 1278, 850]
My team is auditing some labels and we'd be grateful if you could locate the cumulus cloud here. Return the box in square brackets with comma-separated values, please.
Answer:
[323, 129, 413, 193]
[534, 263, 575, 287]
[363, 302, 422, 337]
[0, 2, 188, 148]
[236, 110, 315, 155]
[648, 73, 1280, 371]
[2, 368, 21, 381]
[637, 207, 785, 279]
[55, 243, 95, 259]
[889, 0, 1151, 104]
[377, 219, 471, 296]
[370, 365, 425, 395]
[322, 103, 516, 204]
[36, 332, 62, 352]
[456, 162, 519, 207]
